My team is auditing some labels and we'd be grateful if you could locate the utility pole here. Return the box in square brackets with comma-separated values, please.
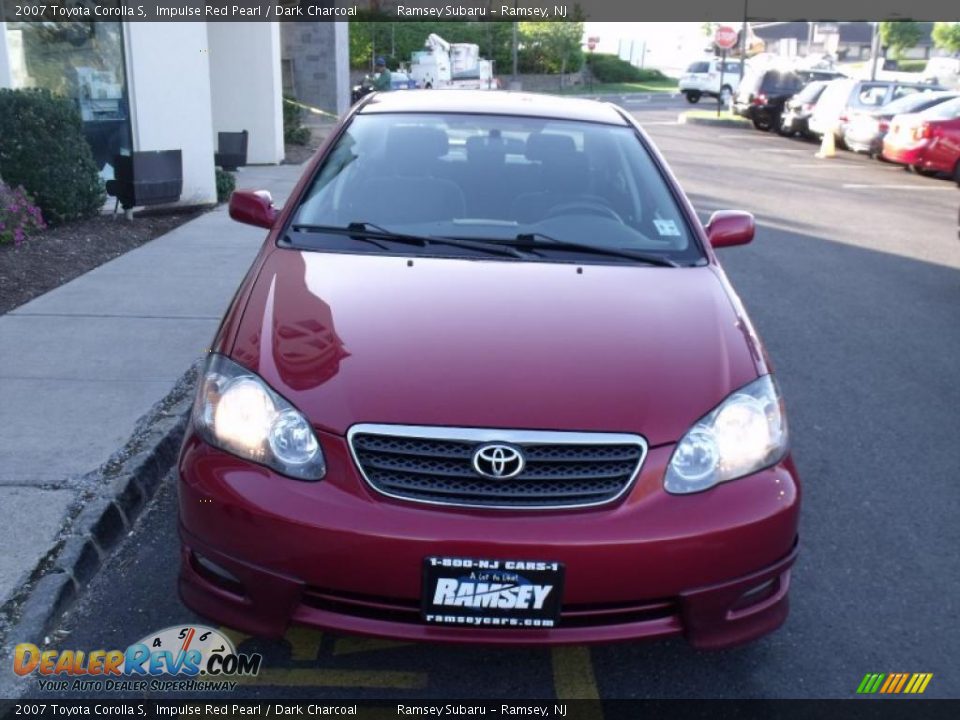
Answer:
[807, 22, 814, 56]
[870, 22, 881, 80]
[740, 0, 748, 82]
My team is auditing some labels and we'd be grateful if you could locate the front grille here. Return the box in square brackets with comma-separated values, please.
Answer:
[300, 586, 679, 628]
[348, 425, 647, 509]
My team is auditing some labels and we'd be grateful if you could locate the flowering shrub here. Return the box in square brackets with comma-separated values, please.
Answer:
[0, 182, 46, 246]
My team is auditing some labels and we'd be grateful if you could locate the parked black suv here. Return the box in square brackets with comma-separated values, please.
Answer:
[735, 67, 844, 131]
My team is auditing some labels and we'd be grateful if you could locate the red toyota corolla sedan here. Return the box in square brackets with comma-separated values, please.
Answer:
[882, 96, 960, 179]
[178, 91, 800, 650]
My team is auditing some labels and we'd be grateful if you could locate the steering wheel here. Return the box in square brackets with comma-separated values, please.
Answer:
[544, 201, 624, 224]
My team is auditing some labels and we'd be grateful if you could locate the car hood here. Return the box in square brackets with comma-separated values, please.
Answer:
[229, 250, 764, 446]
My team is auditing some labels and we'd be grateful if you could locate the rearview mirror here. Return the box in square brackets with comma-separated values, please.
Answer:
[705, 211, 754, 248]
[229, 190, 278, 229]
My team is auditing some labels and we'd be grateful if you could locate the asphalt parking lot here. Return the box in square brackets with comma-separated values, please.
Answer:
[24, 94, 960, 701]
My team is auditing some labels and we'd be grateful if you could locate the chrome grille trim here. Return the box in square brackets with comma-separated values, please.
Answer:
[347, 424, 648, 510]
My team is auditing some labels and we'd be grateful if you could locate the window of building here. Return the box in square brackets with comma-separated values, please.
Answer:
[5, 22, 132, 181]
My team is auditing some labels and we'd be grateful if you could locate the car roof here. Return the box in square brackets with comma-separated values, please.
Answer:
[359, 90, 629, 126]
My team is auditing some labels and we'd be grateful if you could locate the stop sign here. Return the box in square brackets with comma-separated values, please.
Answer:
[714, 26, 738, 50]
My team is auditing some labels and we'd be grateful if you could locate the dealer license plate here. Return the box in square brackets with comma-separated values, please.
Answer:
[422, 556, 564, 628]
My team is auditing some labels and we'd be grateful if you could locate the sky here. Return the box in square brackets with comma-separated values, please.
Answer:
[583, 22, 734, 74]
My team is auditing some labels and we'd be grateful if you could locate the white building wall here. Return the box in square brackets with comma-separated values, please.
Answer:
[333, 21, 350, 116]
[207, 22, 284, 165]
[123, 22, 216, 205]
[0, 23, 12, 87]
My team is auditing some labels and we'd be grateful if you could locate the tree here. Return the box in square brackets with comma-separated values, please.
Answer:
[879, 21, 923, 60]
[517, 22, 585, 75]
[932, 22, 960, 54]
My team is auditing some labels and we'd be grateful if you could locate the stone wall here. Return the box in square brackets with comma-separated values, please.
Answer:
[281, 23, 350, 116]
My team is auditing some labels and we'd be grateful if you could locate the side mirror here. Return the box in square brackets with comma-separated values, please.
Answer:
[229, 190, 278, 229]
[705, 210, 754, 248]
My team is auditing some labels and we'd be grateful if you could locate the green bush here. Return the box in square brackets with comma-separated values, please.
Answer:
[895, 59, 926, 72]
[283, 96, 312, 146]
[587, 54, 667, 84]
[0, 88, 106, 226]
[215, 168, 236, 204]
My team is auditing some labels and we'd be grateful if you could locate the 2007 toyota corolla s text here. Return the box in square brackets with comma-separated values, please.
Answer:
[177, 90, 800, 649]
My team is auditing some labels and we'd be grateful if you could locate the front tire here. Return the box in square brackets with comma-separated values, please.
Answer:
[685, 91, 701, 104]
[752, 113, 772, 131]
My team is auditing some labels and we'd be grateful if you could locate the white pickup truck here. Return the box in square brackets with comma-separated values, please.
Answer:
[679, 58, 743, 104]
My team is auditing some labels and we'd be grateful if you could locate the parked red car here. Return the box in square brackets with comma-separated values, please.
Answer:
[882, 97, 960, 180]
[178, 91, 800, 649]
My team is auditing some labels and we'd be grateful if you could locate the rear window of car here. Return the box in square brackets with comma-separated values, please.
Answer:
[881, 92, 955, 115]
[760, 71, 802, 93]
[722, 61, 741, 74]
[857, 84, 889, 107]
[290, 113, 702, 264]
[795, 81, 827, 103]
[920, 97, 960, 120]
[687, 62, 710, 73]
[891, 85, 924, 101]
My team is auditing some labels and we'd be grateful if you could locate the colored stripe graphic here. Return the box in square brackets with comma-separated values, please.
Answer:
[857, 673, 885, 693]
[857, 673, 933, 694]
[894, 673, 910, 693]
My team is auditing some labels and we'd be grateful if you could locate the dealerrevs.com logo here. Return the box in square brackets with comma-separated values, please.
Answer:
[13, 625, 261, 692]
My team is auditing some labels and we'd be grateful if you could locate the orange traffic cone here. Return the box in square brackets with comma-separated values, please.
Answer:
[816, 129, 836, 159]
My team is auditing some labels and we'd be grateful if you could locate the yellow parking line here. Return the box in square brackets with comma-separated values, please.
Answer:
[551, 646, 600, 700]
[237, 668, 427, 688]
[286, 627, 325, 661]
[333, 636, 414, 656]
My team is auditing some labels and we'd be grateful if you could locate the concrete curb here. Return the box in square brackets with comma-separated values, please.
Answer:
[678, 113, 750, 129]
[0, 360, 201, 656]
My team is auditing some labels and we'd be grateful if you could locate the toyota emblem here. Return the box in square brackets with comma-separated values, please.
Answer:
[472, 444, 525, 479]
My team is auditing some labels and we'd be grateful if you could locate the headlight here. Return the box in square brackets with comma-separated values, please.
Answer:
[193, 354, 326, 481]
[664, 375, 787, 494]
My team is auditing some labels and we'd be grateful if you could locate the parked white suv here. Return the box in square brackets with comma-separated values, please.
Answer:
[679, 58, 743, 103]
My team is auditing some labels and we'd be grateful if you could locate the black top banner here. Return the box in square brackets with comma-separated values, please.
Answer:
[1, 0, 960, 22]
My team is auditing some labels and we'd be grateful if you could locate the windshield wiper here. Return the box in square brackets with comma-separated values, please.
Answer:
[511, 232, 680, 268]
[290, 222, 527, 259]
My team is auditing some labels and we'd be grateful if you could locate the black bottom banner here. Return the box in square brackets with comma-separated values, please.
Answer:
[2, 700, 960, 720]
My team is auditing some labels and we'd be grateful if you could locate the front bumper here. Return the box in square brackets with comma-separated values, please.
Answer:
[177, 432, 801, 649]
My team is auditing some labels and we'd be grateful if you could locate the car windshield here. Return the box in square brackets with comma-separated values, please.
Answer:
[289, 113, 702, 265]
[687, 62, 709, 73]
[920, 97, 960, 120]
